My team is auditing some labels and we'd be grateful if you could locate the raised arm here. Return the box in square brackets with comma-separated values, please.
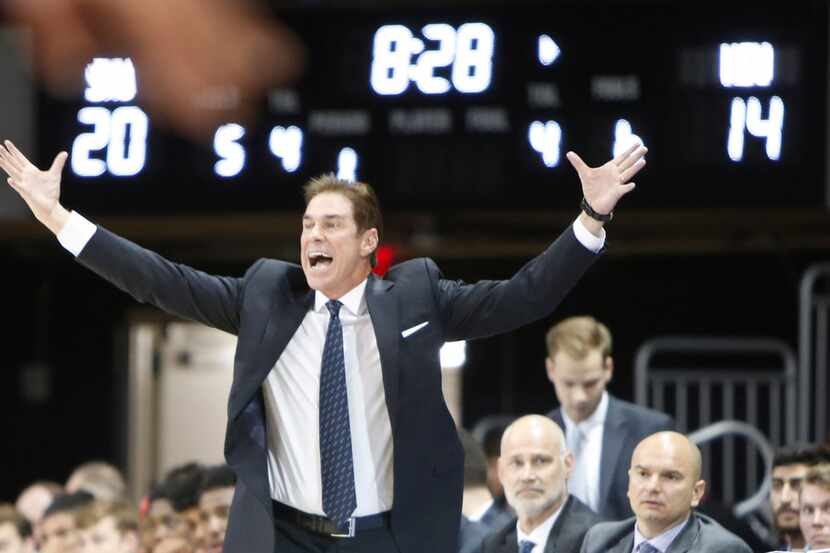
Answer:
[436, 144, 647, 341]
[0, 140, 246, 335]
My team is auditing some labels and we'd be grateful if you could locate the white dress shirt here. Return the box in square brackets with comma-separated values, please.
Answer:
[632, 515, 690, 553]
[515, 497, 568, 553]
[562, 391, 609, 512]
[263, 282, 394, 515]
[56, 211, 606, 517]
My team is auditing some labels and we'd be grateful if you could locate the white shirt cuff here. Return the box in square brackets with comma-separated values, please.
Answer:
[572, 217, 605, 253]
[57, 211, 97, 257]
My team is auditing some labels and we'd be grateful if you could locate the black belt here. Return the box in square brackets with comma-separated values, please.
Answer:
[272, 501, 390, 538]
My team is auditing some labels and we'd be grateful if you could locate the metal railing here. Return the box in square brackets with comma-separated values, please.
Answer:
[688, 420, 773, 518]
[634, 336, 797, 509]
[798, 263, 830, 444]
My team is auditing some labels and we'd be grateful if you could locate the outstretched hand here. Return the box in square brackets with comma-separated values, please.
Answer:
[566, 143, 647, 217]
[0, 141, 69, 233]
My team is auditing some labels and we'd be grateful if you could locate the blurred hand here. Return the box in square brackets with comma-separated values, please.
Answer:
[8, 0, 305, 140]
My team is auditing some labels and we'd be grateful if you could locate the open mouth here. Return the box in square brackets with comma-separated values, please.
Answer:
[308, 251, 334, 270]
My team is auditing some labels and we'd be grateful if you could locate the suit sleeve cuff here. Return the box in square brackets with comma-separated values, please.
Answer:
[57, 211, 97, 257]
[572, 217, 605, 253]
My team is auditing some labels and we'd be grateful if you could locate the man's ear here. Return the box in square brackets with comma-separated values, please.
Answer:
[361, 228, 378, 257]
[545, 356, 556, 383]
[604, 355, 614, 383]
[690, 479, 706, 508]
[563, 451, 575, 480]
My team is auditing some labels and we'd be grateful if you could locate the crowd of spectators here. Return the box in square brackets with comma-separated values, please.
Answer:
[2, 462, 235, 553]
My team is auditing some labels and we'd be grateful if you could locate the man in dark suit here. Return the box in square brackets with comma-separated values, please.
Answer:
[0, 140, 647, 553]
[481, 415, 601, 553]
[545, 316, 674, 520]
[580, 432, 751, 553]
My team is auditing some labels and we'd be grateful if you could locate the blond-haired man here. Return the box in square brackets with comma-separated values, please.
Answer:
[800, 464, 830, 550]
[545, 316, 673, 520]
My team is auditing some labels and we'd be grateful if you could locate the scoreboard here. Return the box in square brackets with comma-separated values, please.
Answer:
[37, 2, 828, 215]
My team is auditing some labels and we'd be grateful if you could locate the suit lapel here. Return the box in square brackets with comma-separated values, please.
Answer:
[365, 274, 400, 431]
[544, 497, 571, 553]
[501, 526, 519, 553]
[225, 275, 313, 516]
[599, 397, 628, 508]
[615, 533, 635, 553]
[229, 277, 312, 421]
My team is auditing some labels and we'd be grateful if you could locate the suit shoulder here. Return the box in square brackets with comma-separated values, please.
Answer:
[386, 257, 439, 276]
[545, 407, 562, 421]
[245, 258, 298, 276]
[383, 257, 444, 288]
[609, 395, 674, 430]
[583, 518, 634, 543]
[569, 496, 605, 524]
[696, 514, 753, 551]
[243, 259, 304, 289]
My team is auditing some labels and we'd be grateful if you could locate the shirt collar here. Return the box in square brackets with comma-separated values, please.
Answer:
[633, 515, 690, 553]
[314, 279, 368, 316]
[516, 496, 568, 550]
[562, 391, 609, 432]
[468, 498, 494, 522]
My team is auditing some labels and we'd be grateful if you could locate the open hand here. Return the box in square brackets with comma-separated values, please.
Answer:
[0, 141, 68, 227]
[566, 143, 647, 216]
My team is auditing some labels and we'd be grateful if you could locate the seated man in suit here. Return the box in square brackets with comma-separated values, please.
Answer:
[481, 415, 601, 553]
[580, 431, 751, 553]
[545, 316, 674, 520]
[799, 464, 830, 551]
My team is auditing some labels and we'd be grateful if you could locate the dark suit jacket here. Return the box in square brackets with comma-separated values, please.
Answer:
[76, 224, 598, 553]
[548, 396, 674, 520]
[579, 512, 753, 553]
[460, 516, 492, 553]
[481, 495, 601, 553]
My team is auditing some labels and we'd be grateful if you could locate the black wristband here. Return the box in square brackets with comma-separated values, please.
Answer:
[580, 197, 613, 223]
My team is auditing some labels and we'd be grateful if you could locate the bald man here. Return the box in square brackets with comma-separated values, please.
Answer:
[579, 432, 751, 553]
[481, 415, 601, 553]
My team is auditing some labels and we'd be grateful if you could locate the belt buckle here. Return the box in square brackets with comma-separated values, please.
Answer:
[330, 517, 356, 538]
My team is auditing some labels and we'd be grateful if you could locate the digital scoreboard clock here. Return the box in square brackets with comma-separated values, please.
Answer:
[36, 2, 828, 215]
